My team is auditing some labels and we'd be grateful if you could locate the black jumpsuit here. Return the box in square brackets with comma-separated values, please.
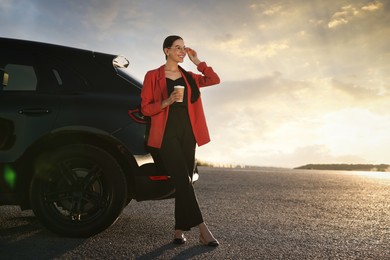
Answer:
[159, 77, 204, 231]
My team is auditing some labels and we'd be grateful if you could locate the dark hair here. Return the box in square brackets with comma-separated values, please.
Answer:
[163, 35, 183, 59]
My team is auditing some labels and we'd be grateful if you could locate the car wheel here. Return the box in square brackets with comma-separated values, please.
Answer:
[30, 144, 127, 237]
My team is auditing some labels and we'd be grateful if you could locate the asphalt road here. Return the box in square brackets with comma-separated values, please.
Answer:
[1, 167, 390, 259]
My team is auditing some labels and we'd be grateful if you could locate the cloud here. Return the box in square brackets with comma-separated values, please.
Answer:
[328, 1, 384, 28]
[198, 71, 390, 167]
[362, 1, 383, 11]
[331, 79, 389, 100]
[263, 4, 283, 16]
[82, 1, 121, 31]
[0, 0, 11, 10]
[328, 5, 359, 28]
[216, 37, 289, 58]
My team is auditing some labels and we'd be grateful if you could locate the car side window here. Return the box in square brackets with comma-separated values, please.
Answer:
[47, 62, 87, 91]
[3, 64, 37, 91]
[52, 69, 63, 85]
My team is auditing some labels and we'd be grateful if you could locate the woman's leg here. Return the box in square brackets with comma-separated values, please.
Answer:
[198, 222, 219, 246]
[160, 136, 203, 231]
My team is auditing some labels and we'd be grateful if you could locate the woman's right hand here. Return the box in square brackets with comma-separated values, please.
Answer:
[161, 90, 183, 108]
[170, 89, 184, 103]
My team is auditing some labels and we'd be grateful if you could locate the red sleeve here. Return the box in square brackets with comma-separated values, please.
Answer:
[192, 62, 220, 88]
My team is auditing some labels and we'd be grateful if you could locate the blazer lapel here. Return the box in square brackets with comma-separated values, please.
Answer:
[157, 65, 168, 100]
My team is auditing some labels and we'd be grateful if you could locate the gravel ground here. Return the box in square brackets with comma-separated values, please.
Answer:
[1, 166, 390, 259]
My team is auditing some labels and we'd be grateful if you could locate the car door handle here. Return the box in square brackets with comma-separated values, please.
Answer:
[19, 108, 51, 116]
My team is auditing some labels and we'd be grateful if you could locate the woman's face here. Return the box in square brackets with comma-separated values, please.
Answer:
[165, 39, 186, 63]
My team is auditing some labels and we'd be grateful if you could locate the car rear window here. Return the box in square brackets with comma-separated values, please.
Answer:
[3, 64, 37, 91]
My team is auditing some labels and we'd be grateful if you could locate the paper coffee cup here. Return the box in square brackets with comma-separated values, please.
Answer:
[174, 85, 185, 102]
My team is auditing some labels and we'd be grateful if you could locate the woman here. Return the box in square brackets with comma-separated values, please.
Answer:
[141, 35, 220, 246]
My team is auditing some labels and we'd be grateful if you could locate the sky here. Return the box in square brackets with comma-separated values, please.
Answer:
[1, 0, 389, 168]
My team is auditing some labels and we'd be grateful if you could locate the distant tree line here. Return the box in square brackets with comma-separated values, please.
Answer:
[295, 164, 390, 172]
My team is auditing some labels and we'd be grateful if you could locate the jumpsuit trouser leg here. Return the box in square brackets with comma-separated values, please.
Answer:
[159, 107, 204, 231]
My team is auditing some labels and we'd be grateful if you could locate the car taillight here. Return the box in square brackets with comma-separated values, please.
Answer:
[128, 108, 149, 124]
[149, 176, 170, 181]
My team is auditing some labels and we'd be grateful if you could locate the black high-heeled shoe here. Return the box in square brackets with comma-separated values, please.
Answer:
[173, 234, 187, 245]
[199, 234, 219, 247]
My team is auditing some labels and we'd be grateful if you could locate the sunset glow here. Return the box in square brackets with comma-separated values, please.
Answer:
[1, 0, 389, 167]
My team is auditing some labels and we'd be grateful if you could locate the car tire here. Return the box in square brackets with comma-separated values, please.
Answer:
[30, 144, 127, 237]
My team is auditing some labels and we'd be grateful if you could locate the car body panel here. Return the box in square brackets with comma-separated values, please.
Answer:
[0, 37, 191, 211]
[0, 91, 60, 162]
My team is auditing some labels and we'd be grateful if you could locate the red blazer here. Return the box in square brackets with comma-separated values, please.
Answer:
[141, 62, 220, 148]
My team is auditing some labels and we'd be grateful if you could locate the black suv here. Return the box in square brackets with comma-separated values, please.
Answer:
[0, 37, 198, 237]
